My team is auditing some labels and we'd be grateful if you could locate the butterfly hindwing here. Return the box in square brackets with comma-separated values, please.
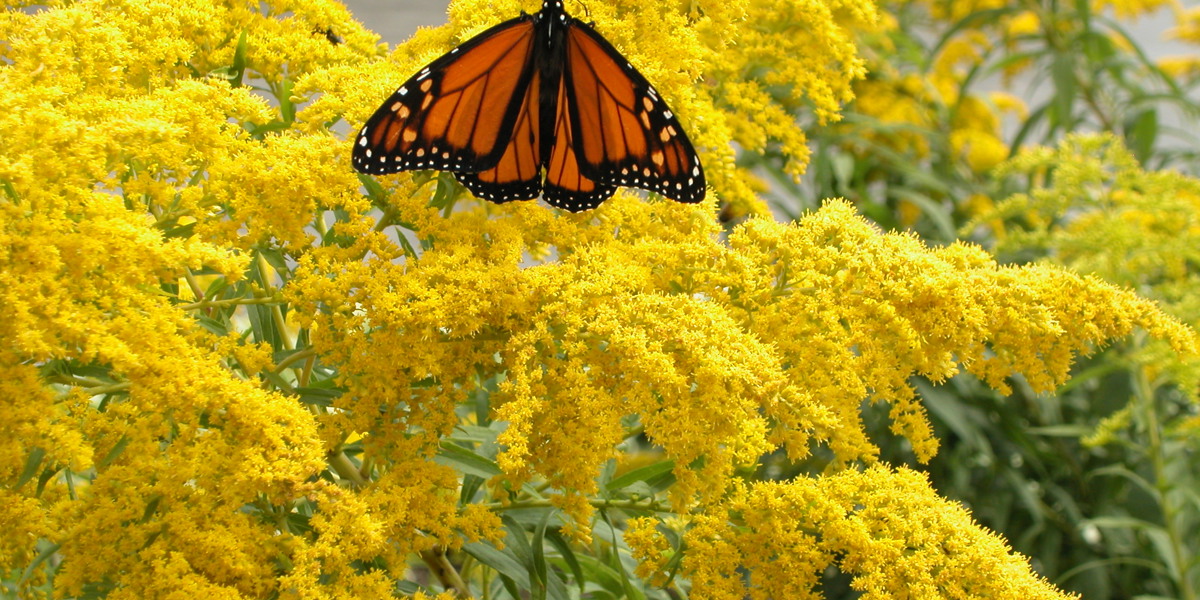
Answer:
[561, 22, 705, 204]
[352, 15, 538, 175]
[544, 75, 618, 212]
[454, 69, 545, 203]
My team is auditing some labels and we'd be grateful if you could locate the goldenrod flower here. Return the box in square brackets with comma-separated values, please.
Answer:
[2, 0, 1192, 598]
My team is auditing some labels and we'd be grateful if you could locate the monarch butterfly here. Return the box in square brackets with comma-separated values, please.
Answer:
[351, 0, 705, 213]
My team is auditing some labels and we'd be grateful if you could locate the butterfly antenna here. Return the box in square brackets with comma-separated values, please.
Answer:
[575, 0, 592, 19]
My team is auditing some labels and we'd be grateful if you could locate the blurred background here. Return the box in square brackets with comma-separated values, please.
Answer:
[341, 0, 1189, 53]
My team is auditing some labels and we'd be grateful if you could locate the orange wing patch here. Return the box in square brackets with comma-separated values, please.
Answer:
[544, 75, 617, 212]
[562, 25, 704, 204]
[456, 70, 544, 203]
[353, 18, 538, 175]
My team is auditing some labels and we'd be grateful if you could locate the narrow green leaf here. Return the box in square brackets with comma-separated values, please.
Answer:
[16, 447, 46, 490]
[463, 541, 531, 587]
[1, 178, 20, 204]
[1125, 108, 1158, 163]
[546, 528, 585, 593]
[502, 514, 534, 566]
[460, 473, 485, 505]
[1026, 425, 1092, 437]
[1089, 465, 1157, 498]
[1049, 53, 1077, 129]
[96, 436, 130, 468]
[498, 574, 523, 600]
[294, 386, 340, 407]
[139, 494, 163, 523]
[1086, 515, 1163, 532]
[35, 465, 59, 498]
[357, 172, 387, 202]
[279, 77, 296, 125]
[434, 441, 502, 478]
[890, 188, 955, 241]
[447, 425, 501, 444]
[574, 554, 626, 596]
[18, 540, 60, 586]
[532, 510, 553, 600]
[602, 511, 646, 600]
[231, 31, 247, 87]
[606, 460, 675, 492]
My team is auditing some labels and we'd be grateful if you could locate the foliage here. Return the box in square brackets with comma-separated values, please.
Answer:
[1, 1, 1197, 600]
[733, 0, 1200, 595]
[954, 133, 1200, 599]
[752, 0, 1200, 240]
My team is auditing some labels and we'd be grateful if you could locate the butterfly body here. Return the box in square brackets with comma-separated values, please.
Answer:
[352, 0, 705, 212]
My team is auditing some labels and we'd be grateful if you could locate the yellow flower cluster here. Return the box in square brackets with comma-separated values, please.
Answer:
[967, 133, 1200, 396]
[294, 191, 1196, 541]
[4, 0, 1196, 598]
[845, 10, 1021, 176]
[629, 467, 1072, 599]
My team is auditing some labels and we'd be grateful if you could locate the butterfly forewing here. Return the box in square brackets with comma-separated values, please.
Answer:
[353, 16, 538, 175]
[562, 24, 705, 204]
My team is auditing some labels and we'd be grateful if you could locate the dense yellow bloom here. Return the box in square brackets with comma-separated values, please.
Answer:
[634, 467, 1073, 599]
[967, 133, 1200, 394]
[3, 0, 1195, 598]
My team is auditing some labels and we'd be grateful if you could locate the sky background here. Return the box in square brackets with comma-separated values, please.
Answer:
[340, 0, 1192, 54]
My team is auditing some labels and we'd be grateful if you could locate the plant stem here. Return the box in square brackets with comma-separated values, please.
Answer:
[1134, 362, 1196, 600]
[420, 547, 472, 597]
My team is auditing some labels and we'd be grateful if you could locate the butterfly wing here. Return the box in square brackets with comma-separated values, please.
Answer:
[352, 15, 538, 176]
[544, 74, 618, 212]
[454, 69, 544, 203]
[561, 22, 705, 204]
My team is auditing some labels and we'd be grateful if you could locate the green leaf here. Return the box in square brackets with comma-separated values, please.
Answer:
[1, 177, 20, 204]
[1125, 108, 1158, 164]
[447, 425, 501, 444]
[434, 441, 502, 478]
[262, 371, 296, 394]
[1089, 465, 1157, 498]
[1085, 515, 1162, 532]
[16, 447, 46, 490]
[1049, 53, 1077, 130]
[574, 554, 627, 597]
[532, 512, 550, 591]
[18, 540, 61, 586]
[502, 514, 534, 567]
[463, 541, 530, 588]
[208, 31, 248, 86]
[294, 386, 341, 407]
[606, 460, 675, 493]
[96, 435, 130, 468]
[890, 187, 955, 242]
[1026, 424, 1092, 437]
[601, 511, 646, 600]
[545, 528, 585, 593]
[279, 77, 296, 125]
[357, 173, 387, 202]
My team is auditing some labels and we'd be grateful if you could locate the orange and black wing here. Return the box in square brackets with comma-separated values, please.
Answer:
[352, 15, 539, 185]
[544, 74, 618, 212]
[455, 69, 545, 203]
[560, 22, 705, 205]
